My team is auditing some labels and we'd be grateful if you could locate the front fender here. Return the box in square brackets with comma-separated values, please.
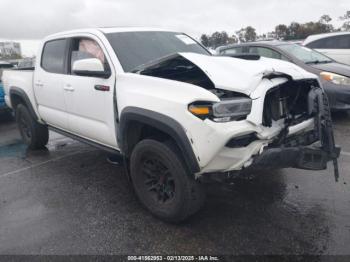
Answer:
[118, 107, 200, 174]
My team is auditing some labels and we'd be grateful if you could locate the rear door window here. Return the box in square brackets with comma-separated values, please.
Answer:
[248, 46, 282, 59]
[307, 35, 350, 49]
[221, 47, 243, 55]
[41, 39, 68, 74]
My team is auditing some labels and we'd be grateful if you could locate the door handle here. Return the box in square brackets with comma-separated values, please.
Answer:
[63, 84, 75, 92]
[94, 85, 110, 91]
[35, 82, 44, 87]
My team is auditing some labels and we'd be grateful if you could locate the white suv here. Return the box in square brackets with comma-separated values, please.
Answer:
[304, 32, 350, 65]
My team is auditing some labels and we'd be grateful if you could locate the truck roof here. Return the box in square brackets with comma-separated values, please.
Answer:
[99, 27, 172, 33]
[46, 27, 175, 39]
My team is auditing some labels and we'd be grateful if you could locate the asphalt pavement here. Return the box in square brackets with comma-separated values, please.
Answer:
[0, 112, 349, 255]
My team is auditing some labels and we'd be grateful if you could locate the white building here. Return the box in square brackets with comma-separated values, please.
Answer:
[0, 42, 22, 58]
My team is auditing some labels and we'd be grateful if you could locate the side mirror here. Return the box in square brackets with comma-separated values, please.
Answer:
[72, 58, 110, 78]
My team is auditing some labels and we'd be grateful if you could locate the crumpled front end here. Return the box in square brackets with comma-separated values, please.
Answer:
[197, 76, 340, 180]
[134, 52, 340, 179]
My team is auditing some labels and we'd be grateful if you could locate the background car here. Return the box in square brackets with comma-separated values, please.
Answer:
[0, 61, 14, 116]
[217, 41, 350, 111]
[303, 32, 350, 65]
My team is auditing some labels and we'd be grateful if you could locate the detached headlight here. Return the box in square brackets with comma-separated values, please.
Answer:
[320, 72, 350, 85]
[188, 97, 252, 122]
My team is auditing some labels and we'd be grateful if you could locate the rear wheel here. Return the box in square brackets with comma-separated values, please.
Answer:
[15, 104, 49, 149]
[130, 139, 205, 223]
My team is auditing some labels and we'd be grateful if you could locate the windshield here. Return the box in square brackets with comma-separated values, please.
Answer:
[278, 44, 332, 64]
[106, 31, 210, 72]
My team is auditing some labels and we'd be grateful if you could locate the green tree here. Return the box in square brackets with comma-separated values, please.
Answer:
[287, 22, 301, 39]
[339, 11, 350, 31]
[282, 17, 333, 40]
[200, 34, 210, 47]
[275, 24, 289, 39]
[200, 31, 239, 49]
[245, 26, 257, 42]
[320, 14, 332, 24]
[236, 26, 257, 42]
[210, 31, 230, 48]
[228, 35, 238, 44]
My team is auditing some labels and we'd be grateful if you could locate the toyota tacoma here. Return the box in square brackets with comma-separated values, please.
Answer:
[2, 28, 340, 222]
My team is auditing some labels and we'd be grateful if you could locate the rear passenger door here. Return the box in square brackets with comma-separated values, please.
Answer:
[34, 39, 69, 130]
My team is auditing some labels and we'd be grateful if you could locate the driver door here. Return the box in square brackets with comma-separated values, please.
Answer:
[63, 36, 117, 148]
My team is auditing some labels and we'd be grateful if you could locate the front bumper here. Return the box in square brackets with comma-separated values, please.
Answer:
[250, 145, 341, 170]
[200, 118, 316, 173]
[323, 82, 350, 111]
[196, 81, 340, 179]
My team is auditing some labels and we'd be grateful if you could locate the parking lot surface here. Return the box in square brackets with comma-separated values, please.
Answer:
[0, 113, 349, 255]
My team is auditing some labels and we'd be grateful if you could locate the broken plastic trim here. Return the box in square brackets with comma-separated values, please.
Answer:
[263, 79, 315, 127]
[311, 86, 341, 181]
[263, 86, 341, 181]
[249, 146, 339, 171]
[225, 133, 258, 148]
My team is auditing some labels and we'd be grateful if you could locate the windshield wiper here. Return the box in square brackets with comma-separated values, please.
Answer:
[306, 60, 332, 65]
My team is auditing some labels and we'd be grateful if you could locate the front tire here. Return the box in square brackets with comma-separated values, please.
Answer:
[130, 139, 205, 223]
[15, 104, 49, 149]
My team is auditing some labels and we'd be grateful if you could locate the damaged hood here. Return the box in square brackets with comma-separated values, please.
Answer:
[178, 52, 316, 95]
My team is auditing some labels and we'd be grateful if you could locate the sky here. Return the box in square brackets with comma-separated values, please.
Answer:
[0, 0, 348, 56]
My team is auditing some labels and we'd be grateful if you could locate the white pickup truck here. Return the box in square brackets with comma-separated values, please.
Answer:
[2, 27, 340, 222]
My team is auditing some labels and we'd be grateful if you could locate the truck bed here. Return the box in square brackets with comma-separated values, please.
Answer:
[2, 69, 35, 110]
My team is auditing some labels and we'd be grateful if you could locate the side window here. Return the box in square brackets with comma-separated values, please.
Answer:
[41, 39, 67, 74]
[307, 39, 326, 49]
[222, 47, 243, 55]
[334, 35, 350, 49]
[248, 47, 282, 59]
[307, 35, 350, 49]
[70, 38, 108, 75]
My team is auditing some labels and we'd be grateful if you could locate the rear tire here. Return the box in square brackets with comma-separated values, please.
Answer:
[15, 104, 49, 149]
[130, 139, 205, 223]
